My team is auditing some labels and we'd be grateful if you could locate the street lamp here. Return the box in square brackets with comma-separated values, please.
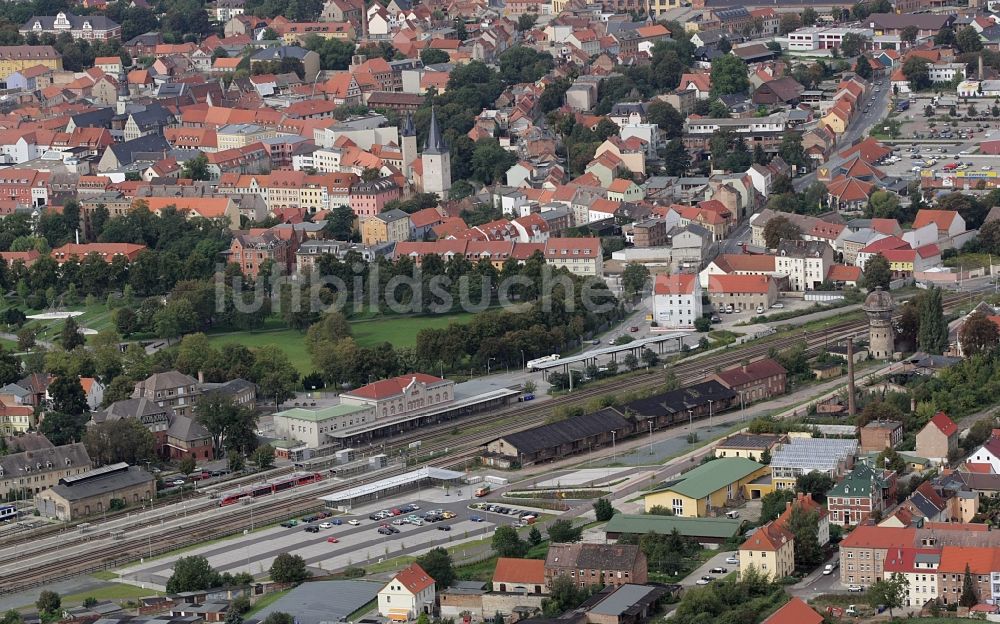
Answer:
[611, 430, 616, 462]
[739, 391, 746, 422]
[707, 399, 714, 428]
[520, 350, 525, 369]
[488, 357, 496, 375]
[687, 409, 693, 430]
[648, 421, 654, 456]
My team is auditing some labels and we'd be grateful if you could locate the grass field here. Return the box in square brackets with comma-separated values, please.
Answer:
[21, 581, 163, 608]
[206, 312, 477, 376]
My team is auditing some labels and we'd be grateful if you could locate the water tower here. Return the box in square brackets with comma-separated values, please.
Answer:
[863, 287, 895, 360]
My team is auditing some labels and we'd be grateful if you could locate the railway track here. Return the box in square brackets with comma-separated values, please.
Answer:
[0, 292, 974, 593]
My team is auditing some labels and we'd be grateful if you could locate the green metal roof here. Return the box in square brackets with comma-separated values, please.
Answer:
[651, 458, 765, 500]
[828, 461, 889, 498]
[273, 404, 370, 422]
[604, 514, 741, 539]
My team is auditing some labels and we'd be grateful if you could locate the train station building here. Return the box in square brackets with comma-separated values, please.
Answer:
[318, 466, 464, 510]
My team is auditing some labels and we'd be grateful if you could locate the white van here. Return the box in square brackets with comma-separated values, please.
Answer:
[725, 511, 740, 519]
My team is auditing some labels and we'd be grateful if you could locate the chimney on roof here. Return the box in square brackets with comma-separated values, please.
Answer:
[198, 370, 204, 384]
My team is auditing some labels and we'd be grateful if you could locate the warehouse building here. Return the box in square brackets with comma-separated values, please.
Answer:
[35, 462, 155, 521]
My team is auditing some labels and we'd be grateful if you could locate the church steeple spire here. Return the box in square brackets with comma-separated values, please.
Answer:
[423, 106, 446, 155]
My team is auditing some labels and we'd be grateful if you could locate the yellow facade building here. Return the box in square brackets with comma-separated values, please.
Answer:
[643, 458, 770, 517]
[739, 521, 795, 581]
[0, 45, 62, 78]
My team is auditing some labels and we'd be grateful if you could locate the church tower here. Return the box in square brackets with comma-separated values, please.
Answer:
[421, 106, 451, 197]
[116, 67, 129, 115]
[401, 112, 417, 181]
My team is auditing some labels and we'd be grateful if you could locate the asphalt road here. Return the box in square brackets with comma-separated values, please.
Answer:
[794, 81, 893, 192]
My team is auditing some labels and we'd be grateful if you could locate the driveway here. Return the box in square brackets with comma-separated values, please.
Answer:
[679, 549, 740, 587]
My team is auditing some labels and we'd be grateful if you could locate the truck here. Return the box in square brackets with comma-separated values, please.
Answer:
[526, 354, 560, 370]
[474, 485, 491, 497]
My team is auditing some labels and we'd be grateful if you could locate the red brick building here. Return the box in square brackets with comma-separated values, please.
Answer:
[228, 230, 291, 280]
[710, 358, 787, 404]
[860, 419, 904, 453]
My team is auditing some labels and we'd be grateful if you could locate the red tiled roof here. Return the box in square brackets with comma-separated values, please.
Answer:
[653, 273, 696, 295]
[762, 598, 823, 624]
[840, 526, 915, 549]
[715, 358, 786, 387]
[493, 558, 545, 584]
[707, 274, 773, 294]
[913, 209, 960, 232]
[740, 521, 792, 552]
[343, 373, 447, 400]
[930, 412, 958, 437]
[393, 562, 435, 593]
[827, 264, 861, 282]
[939, 546, 997, 574]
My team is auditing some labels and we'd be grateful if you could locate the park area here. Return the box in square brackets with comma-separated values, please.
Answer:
[205, 312, 477, 375]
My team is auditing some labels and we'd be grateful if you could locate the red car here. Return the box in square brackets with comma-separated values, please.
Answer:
[327, 537, 339, 543]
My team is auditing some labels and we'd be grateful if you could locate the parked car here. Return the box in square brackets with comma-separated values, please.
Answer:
[710, 567, 728, 574]
[848, 585, 864, 592]
[711, 315, 721, 323]
[470, 515, 484, 522]
[725, 556, 739, 564]
[628, 326, 639, 332]
[696, 576, 713, 585]
[326, 537, 339, 543]
[304, 526, 319, 533]
[755, 306, 764, 314]
[377, 527, 393, 535]
[823, 562, 838, 575]
[170, 478, 186, 486]
[319, 522, 333, 529]
[437, 525, 452, 531]
[591, 339, 601, 345]
[331, 518, 343, 525]
[280, 521, 296, 528]
[348, 519, 361, 526]
[770, 303, 784, 309]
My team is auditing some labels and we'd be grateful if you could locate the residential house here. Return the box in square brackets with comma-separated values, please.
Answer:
[706, 274, 778, 313]
[917, 412, 958, 463]
[362, 208, 410, 245]
[775, 239, 833, 292]
[378, 562, 436, 621]
[544, 543, 647, 589]
[740, 521, 794, 581]
[492, 558, 548, 594]
[826, 461, 897, 526]
[651, 273, 702, 329]
[860, 420, 904, 453]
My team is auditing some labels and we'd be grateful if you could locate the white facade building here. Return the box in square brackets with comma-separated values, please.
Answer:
[652, 273, 703, 329]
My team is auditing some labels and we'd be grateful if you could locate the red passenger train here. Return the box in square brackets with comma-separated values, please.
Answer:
[218, 472, 324, 506]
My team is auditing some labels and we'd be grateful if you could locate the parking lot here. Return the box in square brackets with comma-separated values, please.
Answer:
[681, 549, 740, 587]
[118, 494, 546, 587]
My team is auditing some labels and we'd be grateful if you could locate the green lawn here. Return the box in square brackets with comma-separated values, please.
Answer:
[205, 313, 477, 376]
[349, 313, 475, 347]
[23, 582, 163, 608]
[206, 329, 313, 375]
[246, 589, 291, 616]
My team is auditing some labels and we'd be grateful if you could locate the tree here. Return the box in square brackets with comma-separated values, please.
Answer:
[621, 263, 650, 297]
[49, 375, 89, 415]
[517, 13, 537, 31]
[40, 411, 87, 445]
[547, 519, 583, 543]
[762, 215, 802, 248]
[60, 317, 85, 350]
[961, 563, 979, 607]
[858, 401, 902, 428]
[0, 346, 20, 386]
[179, 455, 197, 476]
[623, 353, 639, 371]
[760, 489, 795, 523]
[868, 573, 908, 617]
[778, 132, 805, 169]
[253, 444, 276, 469]
[492, 525, 529, 557]
[787, 506, 822, 566]
[647, 101, 684, 138]
[416, 547, 455, 587]
[935, 27, 956, 46]
[270, 553, 311, 584]
[960, 311, 1000, 357]
[710, 55, 749, 95]
[83, 419, 157, 466]
[252, 345, 299, 408]
[957, 26, 983, 53]
[796, 470, 835, 502]
[876, 447, 906, 474]
[903, 57, 931, 91]
[196, 393, 258, 458]
[854, 54, 872, 80]
[542, 575, 588, 617]
[918, 286, 947, 355]
[593, 498, 615, 522]
[868, 190, 900, 219]
[840, 32, 866, 57]
[262, 613, 294, 624]
[802, 7, 818, 25]
[900, 25, 919, 44]
[528, 526, 542, 546]
[779, 13, 801, 35]
[182, 154, 210, 181]
[167, 556, 222, 593]
[420, 48, 450, 65]
[660, 139, 690, 176]
[862, 253, 891, 291]
[36, 591, 60, 615]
